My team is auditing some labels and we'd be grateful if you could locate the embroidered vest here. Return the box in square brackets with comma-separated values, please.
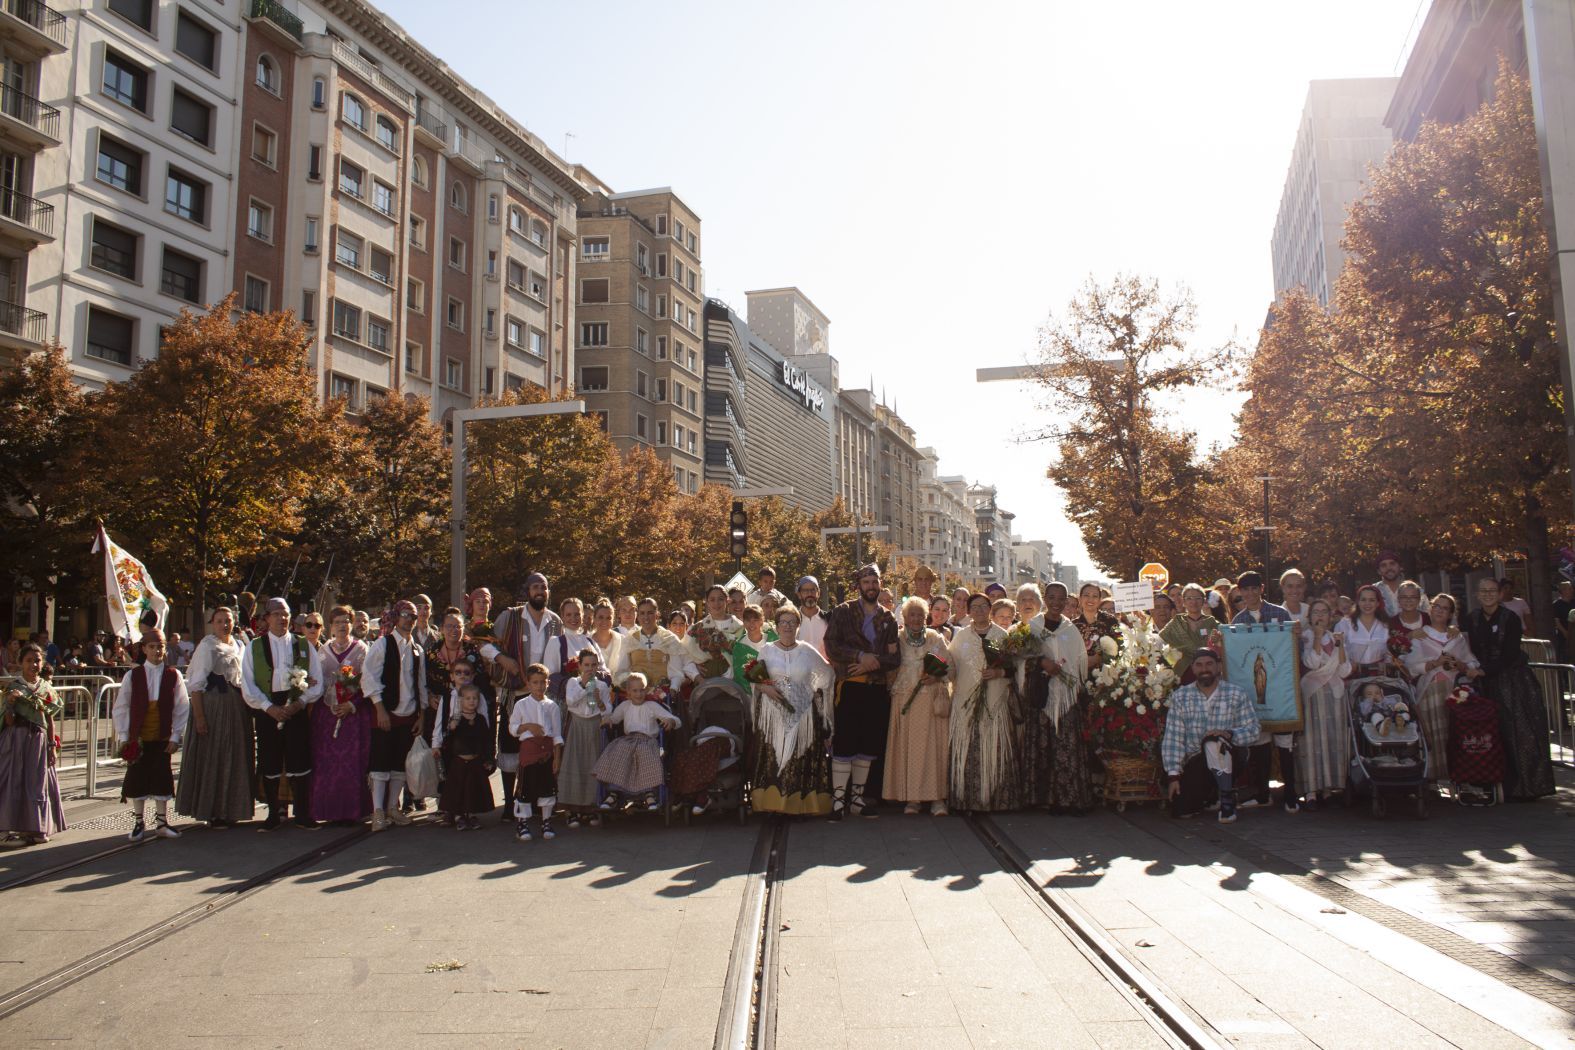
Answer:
[129, 665, 179, 743]
[251, 634, 308, 699]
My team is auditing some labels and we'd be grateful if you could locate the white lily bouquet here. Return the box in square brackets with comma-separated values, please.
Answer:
[280, 665, 310, 729]
[1084, 613, 1183, 757]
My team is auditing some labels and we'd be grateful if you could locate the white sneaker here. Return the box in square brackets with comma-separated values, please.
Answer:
[1218, 810, 1238, 824]
[153, 818, 181, 839]
[691, 804, 706, 816]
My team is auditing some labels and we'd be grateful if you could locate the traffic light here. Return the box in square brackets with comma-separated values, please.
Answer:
[729, 501, 748, 560]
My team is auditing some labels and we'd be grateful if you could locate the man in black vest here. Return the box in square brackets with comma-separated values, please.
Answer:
[239, 597, 324, 829]
[363, 599, 429, 832]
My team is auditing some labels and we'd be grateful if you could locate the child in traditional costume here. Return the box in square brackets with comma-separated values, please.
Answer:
[559, 649, 611, 827]
[509, 664, 563, 842]
[437, 684, 495, 830]
[594, 672, 679, 812]
[113, 629, 190, 842]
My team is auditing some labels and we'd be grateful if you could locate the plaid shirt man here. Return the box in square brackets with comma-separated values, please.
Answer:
[1161, 679, 1260, 777]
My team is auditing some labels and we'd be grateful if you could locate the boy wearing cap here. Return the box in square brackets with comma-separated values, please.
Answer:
[239, 598, 324, 829]
[113, 629, 189, 841]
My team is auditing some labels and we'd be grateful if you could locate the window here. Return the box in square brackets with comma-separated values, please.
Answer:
[687, 308, 697, 332]
[369, 247, 393, 286]
[164, 169, 207, 223]
[636, 414, 648, 440]
[582, 237, 609, 259]
[409, 214, 425, 250]
[339, 160, 364, 199]
[108, 0, 153, 30]
[449, 181, 467, 212]
[580, 322, 608, 347]
[688, 270, 697, 293]
[673, 423, 684, 448]
[444, 357, 463, 389]
[580, 366, 609, 391]
[301, 290, 315, 326]
[246, 200, 273, 242]
[594, 411, 610, 432]
[674, 380, 684, 405]
[89, 220, 137, 279]
[251, 124, 276, 166]
[448, 237, 466, 271]
[688, 232, 697, 253]
[372, 181, 396, 217]
[95, 135, 143, 194]
[528, 272, 546, 300]
[102, 50, 148, 111]
[243, 275, 269, 313]
[655, 378, 667, 402]
[506, 316, 524, 346]
[86, 307, 135, 365]
[674, 219, 685, 242]
[636, 285, 648, 311]
[506, 259, 525, 289]
[636, 371, 648, 398]
[529, 329, 546, 358]
[342, 93, 367, 131]
[636, 328, 648, 354]
[332, 300, 360, 340]
[175, 12, 218, 71]
[580, 278, 608, 304]
[487, 195, 498, 222]
[375, 116, 398, 152]
[657, 336, 668, 359]
[304, 216, 320, 253]
[312, 77, 326, 109]
[484, 308, 496, 335]
[656, 295, 666, 318]
[687, 347, 697, 371]
[674, 260, 684, 284]
[508, 207, 525, 234]
[486, 250, 497, 277]
[307, 145, 322, 181]
[330, 373, 356, 405]
[407, 278, 424, 313]
[637, 244, 648, 272]
[367, 317, 390, 352]
[446, 298, 463, 331]
[405, 342, 420, 373]
[412, 155, 427, 188]
[484, 367, 495, 394]
[655, 214, 667, 235]
[530, 220, 547, 247]
[656, 253, 667, 277]
[505, 373, 524, 393]
[335, 229, 362, 270]
[688, 432, 696, 454]
[688, 389, 697, 413]
[256, 55, 278, 93]
[656, 420, 668, 445]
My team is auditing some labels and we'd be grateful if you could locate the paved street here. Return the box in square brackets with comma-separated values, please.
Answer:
[3, 766, 1575, 1048]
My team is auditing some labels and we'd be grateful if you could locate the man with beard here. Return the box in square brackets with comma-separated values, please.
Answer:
[1161, 649, 1259, 823]
[1373, 552, 1405, 619]
[687, 585, 745, 679]
[484, 573, 563, 813]
[362, 599, 429, 831]
[824, 564, 900, 817]
[795, 576, 830, 657]
[613, 597, 695, 693]
[239, 597, 324, 830]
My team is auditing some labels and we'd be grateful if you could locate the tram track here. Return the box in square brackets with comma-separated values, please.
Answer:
[0, 824, 371, 1021]
[963, 812, 1225, 1050]
[714, 816, 788, 1050]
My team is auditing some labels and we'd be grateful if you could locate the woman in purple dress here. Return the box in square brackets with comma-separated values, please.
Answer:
[309, 605, 372, 824]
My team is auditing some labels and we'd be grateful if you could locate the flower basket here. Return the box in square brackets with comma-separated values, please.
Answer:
[1100, 750, 1161, 811]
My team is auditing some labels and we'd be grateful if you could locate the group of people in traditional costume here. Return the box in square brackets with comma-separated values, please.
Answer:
[0, 549, 1559, 848]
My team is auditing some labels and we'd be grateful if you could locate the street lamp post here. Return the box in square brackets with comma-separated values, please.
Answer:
[449, 400, 586, 606]
[1253, 475, 1276, 580]
[820, 522, 889, 569]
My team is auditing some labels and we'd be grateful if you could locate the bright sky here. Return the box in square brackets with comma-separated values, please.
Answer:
[380, 0, 1427, 578]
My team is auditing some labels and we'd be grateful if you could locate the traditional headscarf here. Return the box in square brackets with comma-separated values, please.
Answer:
[855, 564, 881, 581]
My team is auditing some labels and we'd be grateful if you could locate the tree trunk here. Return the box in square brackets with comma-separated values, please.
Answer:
[195, 533, 208, 642]
[1523, 489, 1555, 641]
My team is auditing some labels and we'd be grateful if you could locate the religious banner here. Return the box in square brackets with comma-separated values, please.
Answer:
[1219, 621, 1303, 733]
[93, 524, 168, 642]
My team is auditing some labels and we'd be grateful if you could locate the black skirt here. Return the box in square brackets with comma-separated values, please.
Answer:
[515, 759, 558, 802]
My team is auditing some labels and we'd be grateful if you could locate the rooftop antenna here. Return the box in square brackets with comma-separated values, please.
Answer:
[562, 131, 575, 157]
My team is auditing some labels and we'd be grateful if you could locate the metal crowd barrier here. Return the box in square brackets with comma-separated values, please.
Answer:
[1527, 661, 1575, 767]
[41, 673, 119, 798]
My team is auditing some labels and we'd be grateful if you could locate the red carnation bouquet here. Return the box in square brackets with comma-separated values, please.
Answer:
[120, 739, 141, 763]
[742, 658, 771, 685]
[1387, 632, 1413, 659]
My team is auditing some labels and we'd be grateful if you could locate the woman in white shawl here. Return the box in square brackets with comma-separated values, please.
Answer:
[1296, 598, 1351, 807]
[750, 605, 834, 816]
[1039, 583, 1093, 812]
[948, 592, 1018, 812]
[1402, 593, 1482, 782]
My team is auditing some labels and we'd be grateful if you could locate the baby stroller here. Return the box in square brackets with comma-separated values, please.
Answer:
[1345, 675, 1429, 819]
[675, 676, 751, 824]
[1447, 686, 1504, 806]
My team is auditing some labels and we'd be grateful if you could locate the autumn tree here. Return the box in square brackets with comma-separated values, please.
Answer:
[84, 297, 339, 628]
[0, 346, 96, 607]
[1032, 274, 1236, 581]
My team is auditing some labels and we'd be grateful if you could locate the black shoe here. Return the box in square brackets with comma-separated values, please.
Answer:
[294, 815, 321, 830]
[262, 809, 282, 831]
[127, 818, 147, 843]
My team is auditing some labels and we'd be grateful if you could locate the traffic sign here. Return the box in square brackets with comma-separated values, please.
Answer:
[1138, 562, 1169, 588]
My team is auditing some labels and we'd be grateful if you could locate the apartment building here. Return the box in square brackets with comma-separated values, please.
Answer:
[572, 180, 705, 493]
[917, 450, 976, 580]
[871, 394, 920, 554]
[1011, 538, 1054, 589]
[969, 483, 1016, 584]
[23, 0, 583, 417]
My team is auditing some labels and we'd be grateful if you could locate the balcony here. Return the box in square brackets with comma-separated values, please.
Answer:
[246, 0, 303, 44]
[414, 106, 447, 146]
[0, 82, 57, 149]
[0, 0, 64, 57]
[0, 186, 51, 245]
[0, 298, 45, 355]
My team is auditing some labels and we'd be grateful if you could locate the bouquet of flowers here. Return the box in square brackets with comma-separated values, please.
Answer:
[961, 637, 1009, 729]
[1387, 632, 1414, 659]
[331, 664, 361, 738]
[466, 616, 498, 647]
[741, 658, 771, 685]
[900, 651, 950, 715]
[1081, 617, 1181, 757]
[691, 624, 734, 679]
[121, 738, 141, 763]
[563, 657, 580, 678]
[1003, 621, 1042, 662]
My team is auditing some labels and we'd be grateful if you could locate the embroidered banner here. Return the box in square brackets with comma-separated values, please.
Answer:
[93, 525, 168, 643]
[1219, 621, 1303, 733]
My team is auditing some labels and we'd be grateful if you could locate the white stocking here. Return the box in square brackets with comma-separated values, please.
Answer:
[371, 779, 389, 812]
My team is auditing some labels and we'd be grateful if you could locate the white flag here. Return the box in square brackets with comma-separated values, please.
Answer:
[92, 525, 168, 641]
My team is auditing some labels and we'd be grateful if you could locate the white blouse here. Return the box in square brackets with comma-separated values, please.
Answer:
[565, 676, 612, 720]
[508, 694, 563, 744]
[185, 634, 243, 691]
[606, 697, 679, 736]
[1334, 617, 1390, 666]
